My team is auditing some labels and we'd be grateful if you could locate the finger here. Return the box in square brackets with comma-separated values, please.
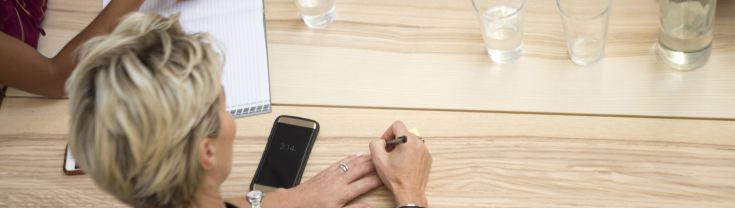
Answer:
[329, 155, 349, 169]
[346, 173, 383, 201]
[381, 120, 408, 141]
[344, 155, 375, 183]
[369, 139, 388, 160]
[332, 154, 360, 175]
[343, 203, 371, 208]
[393, 134, 424, 153]
[405, 134, 423, 146]
[343, 154, 359, 162]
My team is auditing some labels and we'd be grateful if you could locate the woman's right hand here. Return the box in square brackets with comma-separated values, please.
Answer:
[369, 121, 432, 207]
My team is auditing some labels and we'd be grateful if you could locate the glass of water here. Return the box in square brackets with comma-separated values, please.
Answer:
[472, 0, 526, 64]
[557, 0, 611, 66]
[656, 0, 716, 71]
[295, 0, 336, 28]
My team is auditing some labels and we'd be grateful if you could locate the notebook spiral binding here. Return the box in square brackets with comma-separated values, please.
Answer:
[228, 103, 271, 118]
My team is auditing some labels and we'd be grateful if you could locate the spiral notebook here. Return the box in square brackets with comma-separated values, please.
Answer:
[103, 0, 271, 118]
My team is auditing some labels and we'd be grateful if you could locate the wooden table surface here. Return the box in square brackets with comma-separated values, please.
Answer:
[1, 0, 735, 207]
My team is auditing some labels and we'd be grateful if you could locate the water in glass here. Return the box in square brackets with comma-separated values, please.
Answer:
[656, 0, 716, 71]
[480, 5, 524, 64]
[296, 0, 336, 28]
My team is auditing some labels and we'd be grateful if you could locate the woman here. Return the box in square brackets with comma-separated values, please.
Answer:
[0, 0, 145, 97]
[66, 13, 432, 208]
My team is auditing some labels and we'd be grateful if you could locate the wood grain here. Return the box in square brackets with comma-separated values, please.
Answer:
[2, 97, 735, 207]
[2, 97, 734, 206]
[2, 98, 735, 145]
[2, 0, 735, 207]
[264, 0, 735, 119]
[8, 0, 735, 119]
[1, 134, 734, 207]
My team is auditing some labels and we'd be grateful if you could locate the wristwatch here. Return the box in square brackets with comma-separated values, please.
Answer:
[399, 204, 425, 208]
[247, 190, 264, 208]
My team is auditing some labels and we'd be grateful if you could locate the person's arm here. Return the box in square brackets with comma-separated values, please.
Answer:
[0, 0, 144, 97]
[369, 121, 433, 207]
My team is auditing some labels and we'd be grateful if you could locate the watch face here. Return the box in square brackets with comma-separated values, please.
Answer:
[248, 190, 263, 200]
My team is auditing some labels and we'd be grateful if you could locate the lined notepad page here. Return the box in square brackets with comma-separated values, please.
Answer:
[103, 0, 271, 117]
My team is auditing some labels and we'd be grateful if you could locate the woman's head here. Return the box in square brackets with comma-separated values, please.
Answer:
[66, 13, 236, 207]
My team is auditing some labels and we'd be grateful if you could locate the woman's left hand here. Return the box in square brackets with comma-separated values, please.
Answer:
[262, 154, 383, 208]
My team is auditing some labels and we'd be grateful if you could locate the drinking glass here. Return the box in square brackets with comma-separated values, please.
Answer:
[656, 0, 717, 71]
[557, 0, 611, 65]
[295, 0, 336, 28]
[472, 0, 527, 64]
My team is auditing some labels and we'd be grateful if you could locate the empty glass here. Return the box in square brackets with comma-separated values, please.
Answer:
[557, 0, 611, 65]
[295, 0, 336, 28]
[472, 0, 527, 64]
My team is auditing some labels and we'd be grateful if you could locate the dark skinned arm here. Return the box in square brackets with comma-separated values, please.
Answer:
[0, 0, 144, 97]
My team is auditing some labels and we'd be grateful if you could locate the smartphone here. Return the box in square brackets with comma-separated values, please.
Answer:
[63, 144, 83, 175]
[250, 115, 319, 193]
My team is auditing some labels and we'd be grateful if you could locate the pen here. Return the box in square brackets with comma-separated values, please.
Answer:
[386, 135, 408, 145]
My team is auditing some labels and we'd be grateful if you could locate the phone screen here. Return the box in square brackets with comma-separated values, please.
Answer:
[254, 118, 318, 189]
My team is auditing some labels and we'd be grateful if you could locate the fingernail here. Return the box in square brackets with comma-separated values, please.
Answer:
[355, 152, 364, 157]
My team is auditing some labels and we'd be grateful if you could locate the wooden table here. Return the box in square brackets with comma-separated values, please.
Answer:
[1, 0, 734, 207]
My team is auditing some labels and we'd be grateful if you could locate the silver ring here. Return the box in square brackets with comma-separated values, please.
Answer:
[339, 161, 349, 173]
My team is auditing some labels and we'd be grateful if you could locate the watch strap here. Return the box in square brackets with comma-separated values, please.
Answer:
[250, 199, 261, 208]
[247, 190, 263, 208]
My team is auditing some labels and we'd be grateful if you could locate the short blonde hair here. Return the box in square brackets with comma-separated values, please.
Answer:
[66, 13, 223, 207]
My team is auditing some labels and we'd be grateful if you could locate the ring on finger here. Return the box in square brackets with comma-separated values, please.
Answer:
[339, 161, 349, 173]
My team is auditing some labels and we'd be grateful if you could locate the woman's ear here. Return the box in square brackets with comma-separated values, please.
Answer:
[198, 138, 217, 170]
